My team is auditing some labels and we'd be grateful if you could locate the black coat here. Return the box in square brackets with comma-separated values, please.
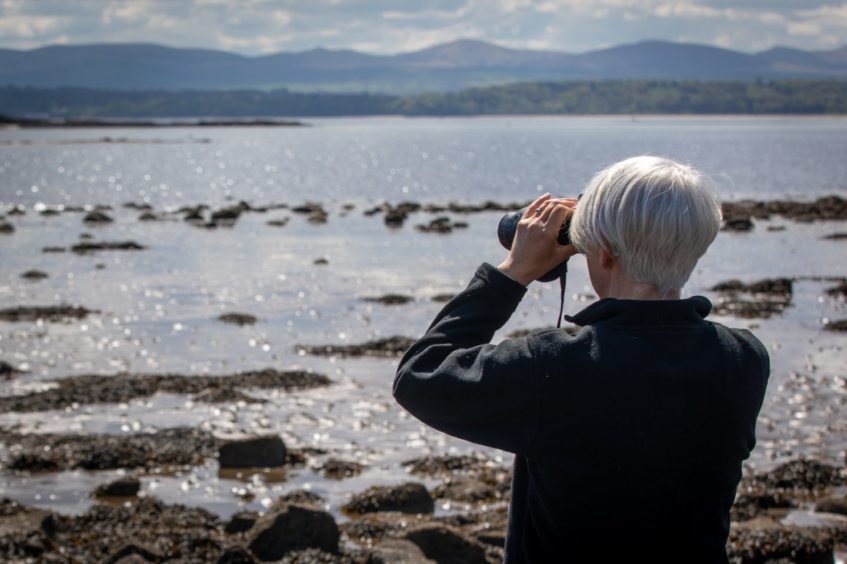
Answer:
[394, 263, 770, 563]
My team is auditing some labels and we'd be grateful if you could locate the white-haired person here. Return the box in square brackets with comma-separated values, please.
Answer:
[393, 156, 769, 563]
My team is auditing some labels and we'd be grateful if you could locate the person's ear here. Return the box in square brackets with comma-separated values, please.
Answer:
[599, 247, 616, 270]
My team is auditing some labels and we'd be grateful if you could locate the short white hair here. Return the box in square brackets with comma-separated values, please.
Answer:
[570, 156, 722, 296]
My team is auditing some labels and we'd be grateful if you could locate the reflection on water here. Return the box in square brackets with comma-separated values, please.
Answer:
[0, 117, 845, 517]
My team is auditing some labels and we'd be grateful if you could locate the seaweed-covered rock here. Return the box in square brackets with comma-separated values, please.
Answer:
[0, 360, 23, 379]
[2, 428, 216, 471]
[825, 280, 847, 297]
[343, 483, 434, 515]
[83, 211, 113, 224]
[218, 435, 287, 469]
[218, 313, 258, 326]
[217, 545, 257, 563]
[741, 459, 846, 492]
[0, 369, 330, 413]
[315, 458, 366, 480]
[367, 539, 435, 564]
[0, 222, 14, 234]
[104, 542, 162, 563]
[430, 294, 454, 303]
[727, 517, 834, 563]
[20, 270, 48, 280]
[225, 512, 259, 534]
[279, 490, 326, 507]
[722, 217, 754, 232]
[415, 217, 467, 234]
[403, 524, 487, 564]
[824, 319, 847, 332]
[94, 476, 141, 498]
[362, 295, 414, 306]
[730, 492, 796, 521]
[432, 478, 497, 504]
[711, 278, 793, 295]
[0, 304, 97, 322]
[402, 454, 492, 477]
[247, 503, 339, 561]
[71, 241, 145, 253]
[815, 496, 847, 516]
[296, 336, 415, 358]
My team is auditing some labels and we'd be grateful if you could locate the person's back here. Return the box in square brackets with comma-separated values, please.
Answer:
[394, 156, 770, 562]
[509, 299, 768, 561]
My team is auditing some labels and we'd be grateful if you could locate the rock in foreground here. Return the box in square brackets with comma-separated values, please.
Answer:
[247, 503, 339, 561]
[218, 435, 287, 469]
[343, 483, 434, 515]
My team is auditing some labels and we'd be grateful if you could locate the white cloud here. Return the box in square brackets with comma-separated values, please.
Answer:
[272, 10, 291, 26]
[101, 1, 153, 24]
[0, 14, 60, 37]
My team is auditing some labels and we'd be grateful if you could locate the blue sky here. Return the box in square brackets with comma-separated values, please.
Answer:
[1, 0, 845, 54]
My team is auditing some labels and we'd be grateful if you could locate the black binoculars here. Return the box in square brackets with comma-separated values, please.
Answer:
[497, 206, 573, 283]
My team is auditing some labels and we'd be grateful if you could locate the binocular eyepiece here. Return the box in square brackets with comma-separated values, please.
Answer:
[497, 207, 573, 283]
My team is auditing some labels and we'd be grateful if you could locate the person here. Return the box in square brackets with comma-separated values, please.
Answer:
[393, 156, 770, 562]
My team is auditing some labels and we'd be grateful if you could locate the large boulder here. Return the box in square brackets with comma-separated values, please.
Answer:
[342, 483, 434, 515]
[246, 503, 339, 561]
[218, 435, 286, 469]
[403, 524, 488, 564]
[367, 539, 436, 564]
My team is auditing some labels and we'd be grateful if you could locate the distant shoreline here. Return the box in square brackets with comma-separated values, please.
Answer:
[0, 116, 307, 128]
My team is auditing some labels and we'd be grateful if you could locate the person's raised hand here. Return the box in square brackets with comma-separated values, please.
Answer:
[497, 193, 578, 286]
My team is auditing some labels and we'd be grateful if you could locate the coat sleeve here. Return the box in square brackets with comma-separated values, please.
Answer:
[393, 262, 542, 455]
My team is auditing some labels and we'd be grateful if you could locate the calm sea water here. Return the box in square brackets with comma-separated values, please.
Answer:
[0, 116, 845, 518]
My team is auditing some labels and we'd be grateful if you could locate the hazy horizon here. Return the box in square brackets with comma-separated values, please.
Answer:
[1, 0, 845, 56]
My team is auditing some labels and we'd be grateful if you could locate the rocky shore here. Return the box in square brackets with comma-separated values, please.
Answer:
[1, 193, 845, 562]
[0, 452, 844, 562]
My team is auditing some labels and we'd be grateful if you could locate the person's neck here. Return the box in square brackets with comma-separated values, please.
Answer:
[605, 278, 679, 300]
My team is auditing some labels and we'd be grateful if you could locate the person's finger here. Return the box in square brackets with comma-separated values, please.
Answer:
[523, 193, 551, 218]
[539, 200, 564, 223]
[546, 201, 570, 228]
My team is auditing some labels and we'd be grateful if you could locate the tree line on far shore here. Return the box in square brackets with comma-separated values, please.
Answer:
[1, 80, 845, 118]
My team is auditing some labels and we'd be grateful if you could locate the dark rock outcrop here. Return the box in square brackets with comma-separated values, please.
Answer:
[218, 435, 287, 469]
[0, 305, 97, 322]
[824, 319, 847, 332]
[727, 517, 835, 563]
[83, 211, 113, 224]
[403, 524, 488, 564]
[225, 512, 259, 534]
[71, 241, 145, 253]
[314, 458, 366, 480]
[367, 539, 435, 564]
[20, 270, 48, 280]
[94, 476, 141, 498]
[246, 503, 339, 561]
[2, 428, 216, 472]
[342, 483, 434, 515]
[362, 294, 414, 306]
[0, 369, 331, 413]
[296, 336, 415, 358]
[217, 313, 258, 326]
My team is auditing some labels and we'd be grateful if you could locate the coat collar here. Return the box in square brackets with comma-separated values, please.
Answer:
[565, 295, 712, 327]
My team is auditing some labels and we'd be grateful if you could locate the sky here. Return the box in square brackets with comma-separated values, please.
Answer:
[0, 0, 845, 55]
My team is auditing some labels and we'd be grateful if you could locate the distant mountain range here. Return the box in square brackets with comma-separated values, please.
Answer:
[1, 39, 846, 94]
